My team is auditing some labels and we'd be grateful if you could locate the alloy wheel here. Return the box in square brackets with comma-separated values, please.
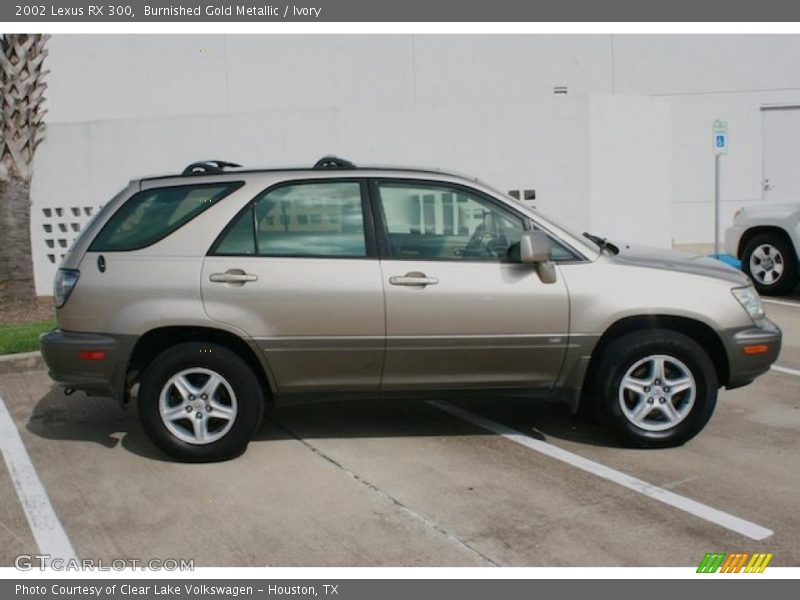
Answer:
[158, 367, 238, 445]
[750, 244, 785, 285]
[618, 354, 696, 432]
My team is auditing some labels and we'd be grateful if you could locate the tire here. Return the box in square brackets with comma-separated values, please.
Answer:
[592, 330, 718, 448]
[742, 233, 799, 296]
[138, 342, 264, 462]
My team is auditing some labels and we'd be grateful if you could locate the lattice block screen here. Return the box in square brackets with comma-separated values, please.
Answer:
[39, 205, 97, 264]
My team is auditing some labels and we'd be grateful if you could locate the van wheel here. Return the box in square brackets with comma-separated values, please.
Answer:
[742, 233, 799, 296]
[592, 330, 717, 447]
[138, 342, 264, 462]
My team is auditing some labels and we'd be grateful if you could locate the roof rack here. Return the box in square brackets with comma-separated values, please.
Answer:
[182, 160, 242, 176]
[313, 155, 356, 170]
[144, 156, 474, 183]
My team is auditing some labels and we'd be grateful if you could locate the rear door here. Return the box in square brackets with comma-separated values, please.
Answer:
[372, 179, 570, 391]
[202, 179, 385, 394]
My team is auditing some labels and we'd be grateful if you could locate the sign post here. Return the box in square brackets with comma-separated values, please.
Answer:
[712, 120, 728, 257]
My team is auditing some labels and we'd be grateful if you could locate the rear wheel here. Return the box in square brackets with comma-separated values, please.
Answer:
[138, 342, 264, 462]
[742, 233, 799, 296]
[592, 330, 718, 447]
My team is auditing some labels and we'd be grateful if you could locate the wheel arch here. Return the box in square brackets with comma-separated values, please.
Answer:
[738, 225, 797, 262]
[126, 326, 276, 403]
[577, 315, 729, 414]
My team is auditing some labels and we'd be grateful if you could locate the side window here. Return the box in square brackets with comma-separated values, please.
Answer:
[214, 207, 256, 255]
[547, 237, 579, 262]
[90, 182, 242, 252]
[529, 225, 580, 262]
[376, 182, 524, 262]
[213, 181, 367, 258]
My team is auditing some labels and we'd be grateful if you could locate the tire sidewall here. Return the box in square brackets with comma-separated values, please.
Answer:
[743, 234, 798, 296]
[138, 342, 264, 462]
[596, 331, 718, 447]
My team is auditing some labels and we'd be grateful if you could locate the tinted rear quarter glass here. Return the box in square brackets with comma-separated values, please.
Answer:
[89, 182, 243, 252]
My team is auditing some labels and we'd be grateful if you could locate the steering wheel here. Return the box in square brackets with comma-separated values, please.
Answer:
[462, 224, 506, 258]
[461, 224, 487, 257]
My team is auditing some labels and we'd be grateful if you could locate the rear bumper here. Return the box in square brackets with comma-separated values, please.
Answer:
[721, 318, 782, 389]
[39, 329, 137, 402]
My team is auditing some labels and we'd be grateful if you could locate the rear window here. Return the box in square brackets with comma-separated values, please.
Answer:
[89, 182, 243, 252]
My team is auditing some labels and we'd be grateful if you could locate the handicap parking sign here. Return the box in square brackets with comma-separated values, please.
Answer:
[713, 120, 728, 155]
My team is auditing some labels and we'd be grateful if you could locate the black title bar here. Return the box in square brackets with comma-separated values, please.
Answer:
[4, 0, 800, 22]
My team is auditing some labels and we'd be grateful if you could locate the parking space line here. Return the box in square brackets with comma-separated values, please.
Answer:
[431, 401, 774, 541]
[763, 298, 800, 308]
[771, 364, 800, 377]
[0, 392, 77, 562]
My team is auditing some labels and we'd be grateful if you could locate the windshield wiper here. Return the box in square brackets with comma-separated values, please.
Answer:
[583, 232, 619, 255]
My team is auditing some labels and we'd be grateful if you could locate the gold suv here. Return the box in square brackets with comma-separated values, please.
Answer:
[41, 157, 781, 461]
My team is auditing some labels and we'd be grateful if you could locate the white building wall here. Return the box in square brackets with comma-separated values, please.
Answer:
[588, 95, 672, 248]
[43, 35, 614, 123]
[613, 35, 800, 243]
[29, 34, 800, 292]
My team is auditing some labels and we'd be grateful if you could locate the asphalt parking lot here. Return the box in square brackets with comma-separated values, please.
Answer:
[1, 292, 799, 568]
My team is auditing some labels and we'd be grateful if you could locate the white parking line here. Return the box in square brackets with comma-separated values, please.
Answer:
[431, 401, 774, 541]
[0, 392, 77, 562]
[763, 298, 800, 308]
[772, 364, 800, 377]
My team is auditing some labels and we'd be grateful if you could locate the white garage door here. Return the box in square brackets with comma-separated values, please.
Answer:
[763, 107, 800, 204]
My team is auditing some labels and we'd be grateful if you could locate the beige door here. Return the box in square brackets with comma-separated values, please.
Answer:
[202, 180, 385, 394]
[374, 180, 570, 391]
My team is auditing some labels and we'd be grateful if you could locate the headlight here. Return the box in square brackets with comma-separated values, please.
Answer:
[731, 286, 764, 321]
[54, 269, 80, 308]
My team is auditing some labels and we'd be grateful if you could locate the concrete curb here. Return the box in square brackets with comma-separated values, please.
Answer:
[0, 350, 45, 375]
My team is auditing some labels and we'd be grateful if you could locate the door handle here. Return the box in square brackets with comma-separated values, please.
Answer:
[209, 269, 258, 284]
[389, 272, 439, 287]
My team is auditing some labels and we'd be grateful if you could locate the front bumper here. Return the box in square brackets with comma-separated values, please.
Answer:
[724, 224, 745, 258]
[39, 329, 137, 402]
[721, 318, 782, 389]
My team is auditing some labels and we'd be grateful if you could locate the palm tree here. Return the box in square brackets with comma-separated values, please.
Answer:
[0, 33, 48, 301]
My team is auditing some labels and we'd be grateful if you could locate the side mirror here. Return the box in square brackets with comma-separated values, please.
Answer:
[520, 230, 551, 264]
[520, 230, 557, 284]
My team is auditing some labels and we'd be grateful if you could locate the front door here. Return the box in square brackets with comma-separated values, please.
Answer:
[202, 179, 385, 394]
[373, 180, 570, 391]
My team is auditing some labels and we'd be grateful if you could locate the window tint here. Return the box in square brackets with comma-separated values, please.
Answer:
[377, 183, 525, 262]
[214, 207, 256, 255]
[213, 181, 367, 258]
[546, 236, 579, 261]
[526, 225, 579, 261]
[90, 182, 242, 252]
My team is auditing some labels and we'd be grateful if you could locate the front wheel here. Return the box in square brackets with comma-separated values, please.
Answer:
[138, 342, 264, 462]
[742, 233, 799, 296]
[592, 330, 718, 447]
